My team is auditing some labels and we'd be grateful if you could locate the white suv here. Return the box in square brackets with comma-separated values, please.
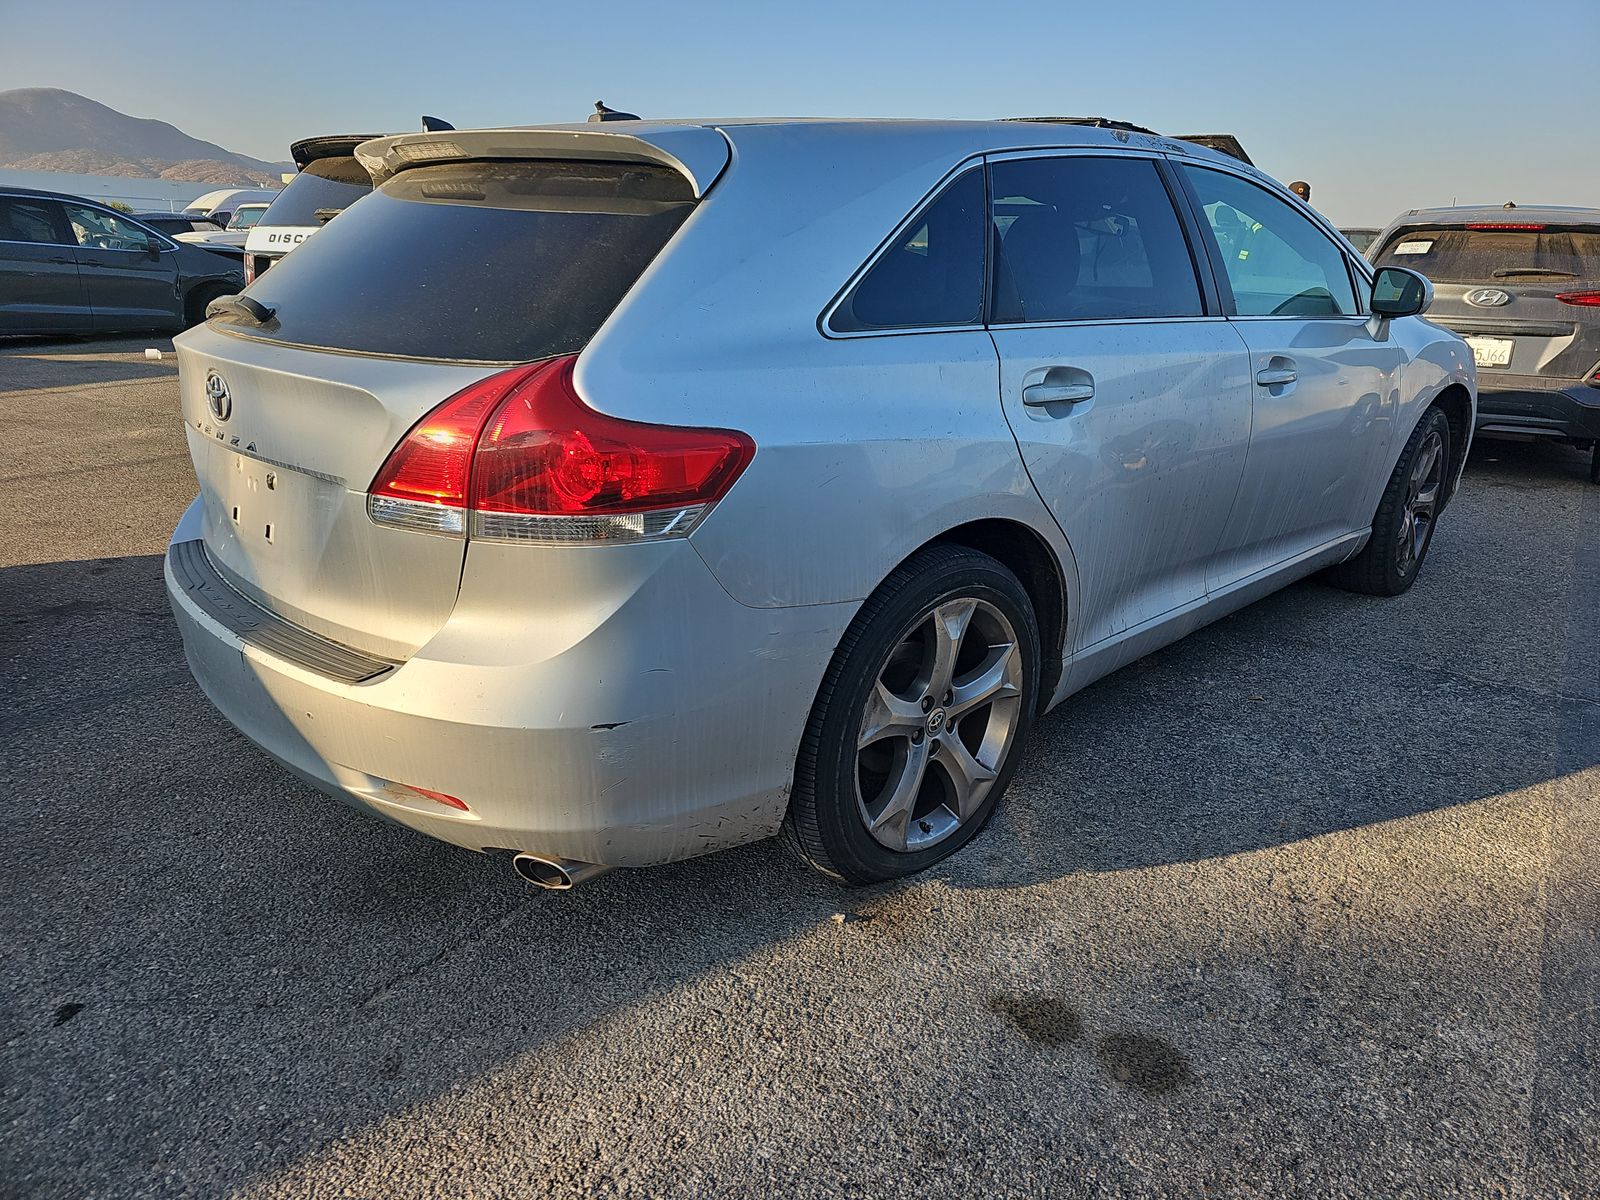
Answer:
[242, 134, 375, 283]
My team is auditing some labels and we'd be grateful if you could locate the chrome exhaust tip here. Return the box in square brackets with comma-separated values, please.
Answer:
[511, 853, 615, 890]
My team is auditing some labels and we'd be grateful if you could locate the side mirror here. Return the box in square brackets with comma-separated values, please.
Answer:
[144, 233, 163, 258]
[1371, 266, 1431, 318]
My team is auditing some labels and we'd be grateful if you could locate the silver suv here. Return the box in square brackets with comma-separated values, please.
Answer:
[1371, 205, 1600, 481]
[166, 119, 1474, 889]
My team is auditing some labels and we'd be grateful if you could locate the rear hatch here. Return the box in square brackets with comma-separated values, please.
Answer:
[179, 140, 715, 660]
[1372, 221, 1600, 384]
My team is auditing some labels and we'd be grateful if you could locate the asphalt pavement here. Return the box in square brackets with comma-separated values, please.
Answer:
[3, 335, 1597, 1199]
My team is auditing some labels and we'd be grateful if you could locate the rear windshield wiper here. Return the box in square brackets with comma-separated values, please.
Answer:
[206, 293, 277, 325]
[312, 207, 346, 225]
[1492, 267, 1579, 278]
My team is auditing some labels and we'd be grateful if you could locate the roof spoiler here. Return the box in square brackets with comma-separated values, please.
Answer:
[354, 126, 731, 197]
[290, 135, 383, 170]
[1174, 133, 1252, 166]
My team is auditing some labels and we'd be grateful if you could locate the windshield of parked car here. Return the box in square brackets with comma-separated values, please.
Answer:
[257, 156, 372, 227]
[1373, 224, 1600, 282]
[216, 160, 697, 362]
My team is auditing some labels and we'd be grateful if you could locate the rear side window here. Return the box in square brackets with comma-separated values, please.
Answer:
[1373, 225, 1600, 283]
[257, 156, 373, 227]
[1182, 166, 1357, 317]
[0, 197, 70, 245]
[989, 156, 1202, 323]
[219, 160, 697, 362]
[831, 168, 986, 332]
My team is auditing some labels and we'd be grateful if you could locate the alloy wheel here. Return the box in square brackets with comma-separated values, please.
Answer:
[855, 597, 1025, 852]
[1396, 429, 1445, 576]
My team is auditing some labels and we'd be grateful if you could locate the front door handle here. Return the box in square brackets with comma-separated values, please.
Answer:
[1022, 366, 1095, 407]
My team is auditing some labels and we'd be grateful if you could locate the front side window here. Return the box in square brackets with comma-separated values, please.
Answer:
[989, 156, 1202, 323]
[831, 168, 986, 332]
[1182, 167, 1357, 317]
[0, 197, 70, 245]
[63, 205, 152, 252]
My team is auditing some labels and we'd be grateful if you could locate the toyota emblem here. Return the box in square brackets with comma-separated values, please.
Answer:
[205, 370, 232, 421]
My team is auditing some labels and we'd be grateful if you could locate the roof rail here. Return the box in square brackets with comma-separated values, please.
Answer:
[1001, 117, 1254, 165]
[1002, 116, 1161, 137]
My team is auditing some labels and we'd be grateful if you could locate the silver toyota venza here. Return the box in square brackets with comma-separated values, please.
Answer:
[166, 119, 1476, 888]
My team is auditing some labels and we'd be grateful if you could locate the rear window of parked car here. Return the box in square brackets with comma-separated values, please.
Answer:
[217, 160, 697, 363]
[257, 155, 373, 228]
[1373, 225, 1600, 283]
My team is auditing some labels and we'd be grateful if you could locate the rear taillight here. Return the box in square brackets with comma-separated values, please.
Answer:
[368, 356, 754, 544]
[1556, 291, 1600, 307]
[243, 254, 256, 285]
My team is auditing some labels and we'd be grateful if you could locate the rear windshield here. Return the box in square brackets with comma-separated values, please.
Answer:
[257, 155, 372, 228]
[1373, 225, 1600, 283]
[217, 160, 697, 362]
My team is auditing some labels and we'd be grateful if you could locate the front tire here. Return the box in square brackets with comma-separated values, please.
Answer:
[1327, 406, 1452, 597]
[781, 545, 1041, 885]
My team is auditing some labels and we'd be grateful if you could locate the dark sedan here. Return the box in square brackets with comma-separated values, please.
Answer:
[0, 187, 243, 335]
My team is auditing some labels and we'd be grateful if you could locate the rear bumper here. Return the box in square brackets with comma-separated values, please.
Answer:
[164, 507, 853, 866]
[1475, 379, 1600, 441]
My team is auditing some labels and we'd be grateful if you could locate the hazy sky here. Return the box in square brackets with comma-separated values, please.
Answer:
[3, 0, 1595, 226]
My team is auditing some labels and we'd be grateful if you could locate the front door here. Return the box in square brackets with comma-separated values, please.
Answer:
[0, 195, 89, 333]
[1177, 165, 1402, 586]
[62, 203, 182, 331]
[987, 153, 1254, 650]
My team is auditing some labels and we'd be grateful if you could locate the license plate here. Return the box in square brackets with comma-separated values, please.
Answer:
[1464, 336, 1513, 368]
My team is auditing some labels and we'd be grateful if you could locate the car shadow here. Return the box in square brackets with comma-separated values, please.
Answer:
[1465, 433, 1594, 487]
[0, 334, 178, 394]
[4, 433, 1595, 1194]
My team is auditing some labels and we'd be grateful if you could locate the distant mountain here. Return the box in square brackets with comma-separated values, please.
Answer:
[0, 88, 292, 186]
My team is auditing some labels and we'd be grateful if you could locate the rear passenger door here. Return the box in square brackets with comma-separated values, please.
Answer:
[1177, 165, 1400, 585]
[0, 195, 89, 334]
[987, 152, 1253, 650]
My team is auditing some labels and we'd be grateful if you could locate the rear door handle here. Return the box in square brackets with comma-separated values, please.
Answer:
[1254, 359, 1298, 387]
[1022, 366, 1095, 407]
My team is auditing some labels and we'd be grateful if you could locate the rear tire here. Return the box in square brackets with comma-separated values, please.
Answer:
[1327, 406, 1452, 597]
[781, 545, 1041, 885]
